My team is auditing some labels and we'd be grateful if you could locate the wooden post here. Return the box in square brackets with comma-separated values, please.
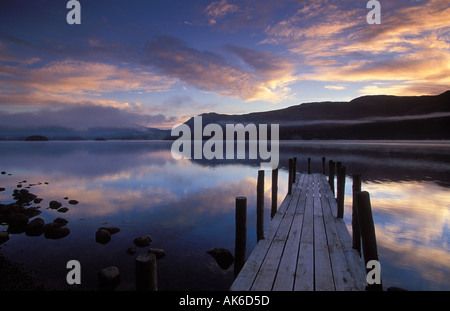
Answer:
[322, 157, 326, 175]
[271, 168, 278, 219]
[328, 160, 335, 195]
[352, 174, 362, 255]
[336, 166, 346, 219]
[235, 196, 247, 278]
[135, 253, 157, 291]
[307, 157, 311, 174]
[288, 158, 293, 195]
[257, 170, 264, 242]
[356, 191, 383, 291]
[293, 157, 297, 183]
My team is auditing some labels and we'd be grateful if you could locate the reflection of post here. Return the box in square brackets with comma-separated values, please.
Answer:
[328, 160, 335, 195]
[288, 159, 293, 195]
[271, 168, 278, 219]
[135, 253, 157, 291]
[235, 196, 247, 278]
[356, 191, 383, 291]
[352, 174, 362, 255]
[336, 166, 346, 218]
[322, 157, 326, 175]
[257, 170, 264, 242]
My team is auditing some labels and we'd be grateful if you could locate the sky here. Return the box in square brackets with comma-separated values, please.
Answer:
[0, 0, 449, 130]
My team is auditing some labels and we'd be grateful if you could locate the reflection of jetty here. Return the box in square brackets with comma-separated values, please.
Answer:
[231, 159, 381, 291]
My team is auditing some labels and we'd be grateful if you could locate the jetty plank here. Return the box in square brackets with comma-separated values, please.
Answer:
[230, 173, 366, 291]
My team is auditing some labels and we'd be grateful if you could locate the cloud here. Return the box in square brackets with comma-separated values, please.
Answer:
[324, 85, 346, 90]
[262, 0, 450, 96]
[143, 35, 297, 102]
[0, 103, 177, 129]
[0, 59, 174, 100]
[204, 0, 238, 24]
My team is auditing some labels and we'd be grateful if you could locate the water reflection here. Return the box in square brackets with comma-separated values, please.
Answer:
[0, 140, 449, 290]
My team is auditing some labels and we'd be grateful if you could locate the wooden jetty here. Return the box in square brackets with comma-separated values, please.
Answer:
[230, 171, 368, 291]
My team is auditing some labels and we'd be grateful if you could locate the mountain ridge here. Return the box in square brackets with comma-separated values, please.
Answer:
[1, 91, 449, 140]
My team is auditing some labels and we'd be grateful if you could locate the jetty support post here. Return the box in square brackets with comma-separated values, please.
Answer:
[257, 170, 265, 242]
[336, 165, 346, 218]
[293, 157, 297, 183]
[356, 191, 383, 291]
[288, 158, 293, 195]
[271, 168, 278, 219]
[235, 196, 247, 278]
[307, 157, 311, 174]
[322, 157, 326, 175]
[328, 160, 335, 195]
[135, 253, 157, 291]
[352, 174, 362, 255]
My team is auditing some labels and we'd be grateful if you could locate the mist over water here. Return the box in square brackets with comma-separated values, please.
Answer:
[0, 140, 449, 290]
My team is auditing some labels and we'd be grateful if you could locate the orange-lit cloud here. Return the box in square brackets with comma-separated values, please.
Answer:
[263, 0, 450, 96]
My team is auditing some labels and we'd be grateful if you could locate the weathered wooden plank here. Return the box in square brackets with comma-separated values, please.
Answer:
[314, 215, 335, 291]
[271, 175, 308, 291]
[293, 175, 314, 290]
[318, 174, 360, 291]
[252, 174, 307, 290]
[318, 174, 366, 291]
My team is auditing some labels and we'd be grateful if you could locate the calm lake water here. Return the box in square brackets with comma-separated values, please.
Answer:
[0, 140, 449, 291]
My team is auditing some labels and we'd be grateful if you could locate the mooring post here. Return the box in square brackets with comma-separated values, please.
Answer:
[356, 191, 383, 291]
[336, 165, 346, 218]
[135, 253, 157, 291]
[288, 158, 293, 195]
[328, 160, 335, 195]
[257, 170, 264, 242]
[293, 157, 297, 183]
[235, 196, 247, 278]
[352, 174, 362, 255]
[307, 157, 311, 174]
[322, 157, 326, 175]
[271, 168, 278, 219]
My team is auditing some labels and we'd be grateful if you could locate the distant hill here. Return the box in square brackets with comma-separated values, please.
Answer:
[0, 126, 170, 141]
[180, 90, 450, 140]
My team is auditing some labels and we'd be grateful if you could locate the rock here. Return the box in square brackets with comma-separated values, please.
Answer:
[95, 229, 111, 244]
[25, 135, 48, 141]
[53, 217, 68, 226]
[147, 248, 166, 260]
[44, 226, 70, 239]
[0, 187, 5, 192]
[97, 266, 120, 291]
[133, 235, 152, 247]
[33, 198, 43, 204]
[0, 231, 9, 244]
[7, 213, 29, 227]
[68, 200, 79, 205]
[207, 248, 234, 270]
[57, 207, 69, 213]
[49, 201, 62, 209]
[25, 217, 45, 236]
[126, 247, 136, 255]
[1, 171, 6, 175]
[13, 189, 37, 205]
[99, 227, 120, 235]
[43, 220, 70, 239]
